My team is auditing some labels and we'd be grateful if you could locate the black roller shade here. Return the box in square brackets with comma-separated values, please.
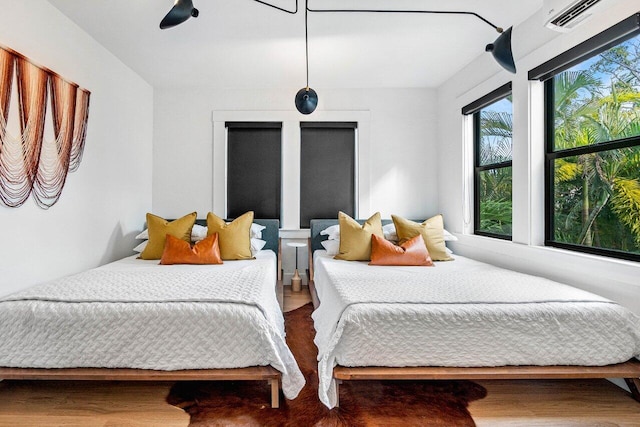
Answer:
[462, 82, 512, 115]
[226, 122, 282, 220]
[300, 123, 356, 228]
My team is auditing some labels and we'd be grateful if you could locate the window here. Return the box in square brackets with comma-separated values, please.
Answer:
[463, 83, 513, 239]
[225, 122, 281, 220]
[530, 14, 640, 261]
[300, 122, 357, 228]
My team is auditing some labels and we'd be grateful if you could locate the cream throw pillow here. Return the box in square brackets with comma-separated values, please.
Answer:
[335, 211, 383, 261]
[392, 214, 453, 261]
[206, 211, 253, 260]
[139, 212, 197, 260]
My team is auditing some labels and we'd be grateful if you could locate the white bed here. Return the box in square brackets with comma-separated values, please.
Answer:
[0, 250, 304, 406]
[311, 249, 640, 408]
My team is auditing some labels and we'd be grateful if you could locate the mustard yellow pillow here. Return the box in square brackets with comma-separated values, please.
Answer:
[392, 214, 453, 261]
[139, 212, 197, 260]
[206, 211, 253, 260]
[335, 211, 383, 261]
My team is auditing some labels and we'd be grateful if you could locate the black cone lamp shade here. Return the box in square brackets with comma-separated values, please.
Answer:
[485, 26, 516, 73]
[160, 0, 199, 29]
[295, 87, 318, 115]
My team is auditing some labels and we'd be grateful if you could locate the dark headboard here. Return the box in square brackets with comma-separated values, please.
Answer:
[309, 218, 395, 253]
[194, 218, 280, 255]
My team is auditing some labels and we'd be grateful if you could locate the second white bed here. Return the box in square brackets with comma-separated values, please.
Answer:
[312, 250, 640, 408]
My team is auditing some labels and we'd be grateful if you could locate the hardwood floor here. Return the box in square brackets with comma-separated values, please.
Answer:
[0, 380, 188, 427]
[471, 379, 640, 426]
[283, 284, 312, 312]
[0, 286, 637, 426]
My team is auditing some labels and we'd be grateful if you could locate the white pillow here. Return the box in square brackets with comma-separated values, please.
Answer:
[133, 240, 148, 253]
[250, 223, 266, 239]
[382, 223, 398, 241]
[443, 229, 458, 241]
[251, 238, 267, 256]
[320, 239, 340, 256]
[190, 224, 208, 242]
[320, 224, 340, 240]
[135, 229, 148, 240]
[138, 222, 266, 241]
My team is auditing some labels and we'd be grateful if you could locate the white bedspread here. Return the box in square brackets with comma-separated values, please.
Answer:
[312, 251, 640, 408]
[0, 251, 304, 399]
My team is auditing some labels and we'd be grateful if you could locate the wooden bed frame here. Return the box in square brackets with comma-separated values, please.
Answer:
[0, 366, 281, 408]
[0, 219, 285, 409]
[306, 236, 640, 408]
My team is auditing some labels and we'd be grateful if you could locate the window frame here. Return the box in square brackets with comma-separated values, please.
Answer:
[530, 13, 640, 262]
[463, 82, 513, 240]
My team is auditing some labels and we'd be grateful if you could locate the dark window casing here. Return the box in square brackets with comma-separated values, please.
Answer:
[463, 83, 513, 240]
[532, 13, 640, 262]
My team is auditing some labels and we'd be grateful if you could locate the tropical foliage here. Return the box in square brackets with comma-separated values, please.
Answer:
[477, 97, 513, 236]
[551, 36, 640, 255]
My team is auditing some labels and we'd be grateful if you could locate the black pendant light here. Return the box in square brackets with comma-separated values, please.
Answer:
[485, 26, 516, 73]
[295, 87, 318, 115]
[295, 3, 318, 114]
[160, 0, 199, 30]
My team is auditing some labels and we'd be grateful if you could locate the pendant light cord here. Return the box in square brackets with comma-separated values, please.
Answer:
[305, 0, 309, 90]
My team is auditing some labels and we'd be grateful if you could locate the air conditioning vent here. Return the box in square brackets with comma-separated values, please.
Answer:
[550, 0, 601, 28]
[543, 0, 612, 32]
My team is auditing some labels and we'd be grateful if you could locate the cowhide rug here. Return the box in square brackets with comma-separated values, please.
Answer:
[167, 303, 487, 426]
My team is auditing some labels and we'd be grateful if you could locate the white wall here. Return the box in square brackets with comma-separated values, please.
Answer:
[153, 86, 438, 282]
[0, 0, 154, 296]
[437, 1, 640, 313]
[153, 87, 438, 222]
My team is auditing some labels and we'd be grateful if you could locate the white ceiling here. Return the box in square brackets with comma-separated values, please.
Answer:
[48, 0, 542, 89]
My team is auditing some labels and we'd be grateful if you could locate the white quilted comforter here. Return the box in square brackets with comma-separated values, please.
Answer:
[312, 251, 640, 408]
[0, 251, 304, 400]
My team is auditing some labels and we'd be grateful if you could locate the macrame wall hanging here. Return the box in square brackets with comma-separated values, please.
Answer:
[0, 45, 90, 209]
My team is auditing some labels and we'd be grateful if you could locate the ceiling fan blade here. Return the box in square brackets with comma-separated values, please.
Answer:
[160, 0, 199, 30]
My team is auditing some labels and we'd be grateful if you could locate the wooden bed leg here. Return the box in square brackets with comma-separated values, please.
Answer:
[269, 378, 280, 408]
[335, 379, 342, 408]
[624, 378, 640, 403]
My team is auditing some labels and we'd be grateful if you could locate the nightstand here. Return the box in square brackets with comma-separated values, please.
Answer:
[287, 242, 306, 292]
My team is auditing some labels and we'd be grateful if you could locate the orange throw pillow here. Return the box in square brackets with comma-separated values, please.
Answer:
[160, 234, 223, 265]
[369, 234, 434, 266]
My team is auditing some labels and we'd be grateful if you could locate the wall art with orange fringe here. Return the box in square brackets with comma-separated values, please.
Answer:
[0, 45, 90, 209]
